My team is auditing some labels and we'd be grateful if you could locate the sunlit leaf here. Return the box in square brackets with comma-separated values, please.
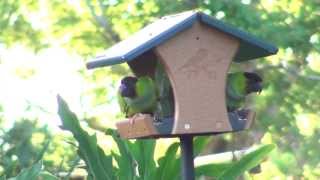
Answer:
[9, 160, 42, 180]
[57, 95, 115, 180]
[193, 136, 212, 157]
[196, 162, 233, 178]
[155, 142, 180, 180]
[218, 144, 275, 179]
[38, 171, 59, 180]
[105, 129, 135, 179]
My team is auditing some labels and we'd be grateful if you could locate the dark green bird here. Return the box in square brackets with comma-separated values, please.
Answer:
[154, 61, 174, 120]
[117, 76, 157, 119]
[226, 72, 263, 111]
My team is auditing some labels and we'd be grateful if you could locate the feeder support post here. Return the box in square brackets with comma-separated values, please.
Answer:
[180, 135, 195, 180]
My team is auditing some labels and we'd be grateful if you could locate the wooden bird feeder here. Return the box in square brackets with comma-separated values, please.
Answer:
[86, 11, 278, 139]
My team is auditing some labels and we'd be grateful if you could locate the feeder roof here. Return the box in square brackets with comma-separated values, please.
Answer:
[87, 11, 278, 69]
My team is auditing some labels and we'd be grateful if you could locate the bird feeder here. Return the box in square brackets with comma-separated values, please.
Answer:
[86, 11, 278, 139]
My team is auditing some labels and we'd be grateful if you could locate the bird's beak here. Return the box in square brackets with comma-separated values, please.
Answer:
[247, 83, 262, 94]
[119, 84, 128, 96]
[256, 83, 262, 94]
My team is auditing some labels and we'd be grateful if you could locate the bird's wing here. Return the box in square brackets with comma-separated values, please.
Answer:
[154, 61, 174, 118]
[227, 72, 246, 100]
[117, 91, 129, 116]
[125, 76, 157, 116]
[226, 72, 247, 111]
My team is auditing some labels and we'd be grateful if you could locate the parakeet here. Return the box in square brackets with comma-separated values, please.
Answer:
[226, 72, 263, 111]
[154, 61, 174, 121]
[117, 76, 157, 119]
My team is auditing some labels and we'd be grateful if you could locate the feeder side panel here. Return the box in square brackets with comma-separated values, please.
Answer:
[155, 21, 239, 134]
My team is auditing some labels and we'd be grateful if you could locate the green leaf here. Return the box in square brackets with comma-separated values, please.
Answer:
[38, 171, 59, 180]
[196, 163, 233, 178]
[129, 140, 156, 180]
[193, 136, 212, 157]
[57, 95, 82, 134]
[63, 156, 81, 180]
[218, 144, 275, 180]
[35, 140, 50, 162]
[9, 160, 42, 180]
[57, 95, 115, 180]
[105, 129, 135, 180]
[155, 142, 180, 180]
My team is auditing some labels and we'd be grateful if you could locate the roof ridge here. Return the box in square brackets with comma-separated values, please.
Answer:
[161, 10, 197, 19]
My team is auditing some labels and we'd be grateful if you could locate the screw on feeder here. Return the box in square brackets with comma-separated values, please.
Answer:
[184, 123, 191, 130]
[216, 121, 222, 129]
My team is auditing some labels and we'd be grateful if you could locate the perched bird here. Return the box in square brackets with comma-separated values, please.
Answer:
[154, 61, 174, 120]
[226, 72, 263, 111]
[117, 76, 157, 121]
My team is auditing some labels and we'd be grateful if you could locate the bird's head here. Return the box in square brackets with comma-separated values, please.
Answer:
[244, 72, 263, 94]
[119, 76, 138, 98]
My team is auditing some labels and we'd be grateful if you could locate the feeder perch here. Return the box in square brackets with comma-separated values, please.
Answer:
[86, 11, 277, 139]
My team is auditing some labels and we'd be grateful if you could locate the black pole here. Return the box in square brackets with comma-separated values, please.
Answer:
[179, 135, 195, 180]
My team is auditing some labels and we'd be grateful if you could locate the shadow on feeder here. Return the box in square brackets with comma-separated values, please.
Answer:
[86, 11, 277, 139]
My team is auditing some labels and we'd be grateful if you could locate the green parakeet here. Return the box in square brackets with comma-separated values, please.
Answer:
[154, 61, 174, 120]
[117, 76, 157, 118]
[226, 72, 263, 111]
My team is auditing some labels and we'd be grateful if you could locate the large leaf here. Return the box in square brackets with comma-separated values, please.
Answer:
[35, 140, 50, 162]
[196, 163, 233, 178]
[138, 140, 156, 180]
[57, 95, 115, 180]
[193, 136, 212, 157]
[155, 142, 180, 180]
[105, 129, 136, 180]
[9, 160, 42, 180]
[126, 139, 157, 180]
[155, 137, 212, 180]
[38, 171, 59, 180]
[218, 144, 275, 179]
[106, 129, 157, 180]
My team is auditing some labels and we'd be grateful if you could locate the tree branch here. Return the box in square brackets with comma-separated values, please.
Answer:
[185, 0, 199, 9]
[260, 64, 320, 81]
[85, 0, 120, 44]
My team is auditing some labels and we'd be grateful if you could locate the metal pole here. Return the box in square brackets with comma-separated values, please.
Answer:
[179, 135, 195, 180]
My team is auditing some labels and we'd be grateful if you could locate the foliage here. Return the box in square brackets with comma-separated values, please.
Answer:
[0, 160, 59, 180]
[57, 95, 274, 179]
[0, 120, 48, 177]
[8, 160, 43, 180]
[7, 160, 58, 180]
[216, 144, 275, 179]
[57, 95, 115, 180]
[0, 119, 76, 178]
[0, 0, 48, 51]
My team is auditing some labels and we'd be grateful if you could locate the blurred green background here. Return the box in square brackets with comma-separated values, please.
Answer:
[0, 0, 319, 179]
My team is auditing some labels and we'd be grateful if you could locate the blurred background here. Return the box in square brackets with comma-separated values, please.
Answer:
[0, 0, 320, 179]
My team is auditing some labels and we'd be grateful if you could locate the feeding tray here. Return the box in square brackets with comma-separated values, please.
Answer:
[116, 110, 255, 139]
[86, 11, 277, 139]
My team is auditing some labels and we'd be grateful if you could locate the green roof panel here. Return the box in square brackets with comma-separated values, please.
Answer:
[87, 11, 277, 69]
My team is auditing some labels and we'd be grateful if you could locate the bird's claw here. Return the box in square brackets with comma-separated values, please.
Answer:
[237, 109, 249, 121]
[129, 118, 134, 125]
[129, 113, 142, 125]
